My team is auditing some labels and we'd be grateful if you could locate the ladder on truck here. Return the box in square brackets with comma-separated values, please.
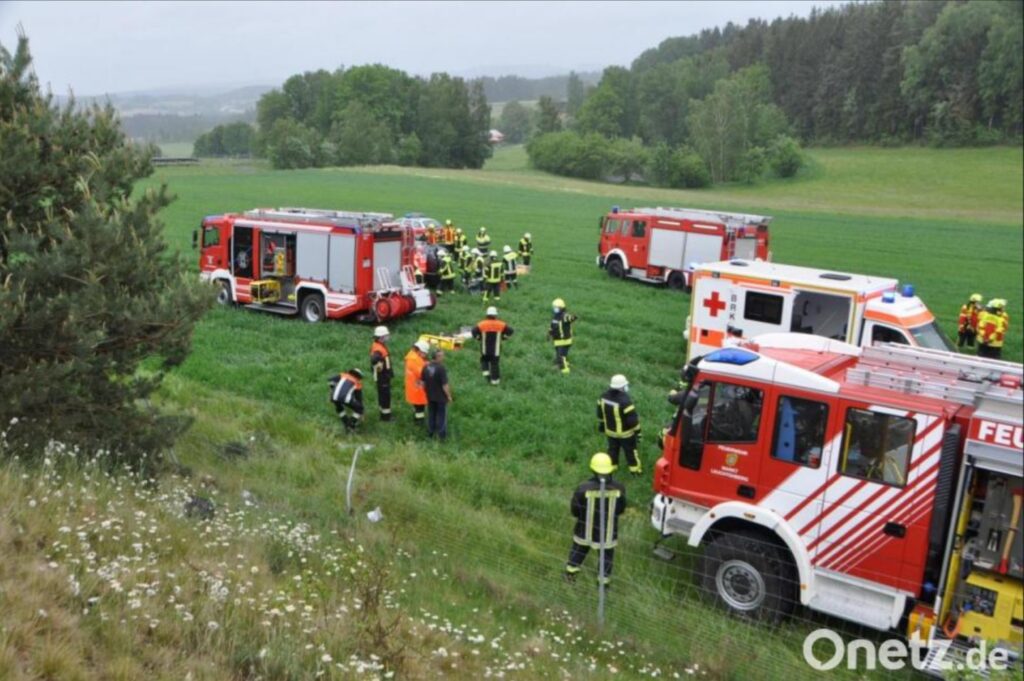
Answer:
[633, 206, 772, 228]
[243, 207, 394, 229]
[847, 343, 1023, 413]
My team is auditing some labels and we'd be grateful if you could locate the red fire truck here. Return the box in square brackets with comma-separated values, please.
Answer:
[652, 335, 1022, 670]
[597, 206, 771, 290]
[194, 207, 434, 322]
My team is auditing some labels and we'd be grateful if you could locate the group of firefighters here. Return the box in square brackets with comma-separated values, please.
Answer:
[420, 220, 534, 303]
[957, 294, 1011, 359]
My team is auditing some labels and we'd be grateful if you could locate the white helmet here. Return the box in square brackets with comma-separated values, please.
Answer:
[610, 374, 629, 390]
[437, 247, 447, 256]
[472, 248, 481, 255]
[489, 250, 497, 258]
[524, 232, 531, 239]
[373, 325, 389, 338]
[414, 340, 430, 354]
[486, 306, 498, 316]
[503, 245, 512, 254]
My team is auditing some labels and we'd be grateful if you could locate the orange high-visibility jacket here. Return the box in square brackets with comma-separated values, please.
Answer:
[404, 349, 427, 405]
[958, 303, 981, 332]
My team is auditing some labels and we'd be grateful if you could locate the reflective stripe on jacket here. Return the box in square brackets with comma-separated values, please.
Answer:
[571, 476, 626, 548]
[370, 341, 392, 381]
[597, 388, 640, 437]
[550, 312, 576, 346]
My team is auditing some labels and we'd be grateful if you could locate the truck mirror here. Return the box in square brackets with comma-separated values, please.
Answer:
[192, 229, 199, 249]
[683, 391, 699, 415]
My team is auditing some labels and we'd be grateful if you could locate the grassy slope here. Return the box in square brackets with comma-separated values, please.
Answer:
[5, 147, 1020, 680]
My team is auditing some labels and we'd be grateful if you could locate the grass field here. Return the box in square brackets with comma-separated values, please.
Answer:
[158, 141, 198, 158]
[4, 146, 1021, 680]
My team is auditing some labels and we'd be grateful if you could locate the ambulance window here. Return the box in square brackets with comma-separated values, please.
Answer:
[631, 221, 646, 238]
[871, 324, 909, 345]
[840, 408, 914, 487]
[707, 383, 763, 443]
[744, 291, 784, 325]
[604, 219, 620, 234]
[771, 396, 828, 468]
[679, 382, 712, 470]
[202, 226, 220, 247]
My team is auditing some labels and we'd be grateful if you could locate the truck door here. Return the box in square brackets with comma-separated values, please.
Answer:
[599, 215, 620, 259]
[199, 220, 228, 271]
[231, 225, 254, 280]
[810, 406, 943, 593]
[672, 378, 766, 507]
[620, 218, 648, 271]
[758, 391, 838, 554]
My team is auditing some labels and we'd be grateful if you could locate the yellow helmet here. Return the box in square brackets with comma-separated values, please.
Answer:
[969, 293, 982, 303]
[552, 298, 565, 309]
[445, 219, 452, 226]
[590, 453, 614, 475]
[987, 299, 1000, 309]
[993, 299, 1007, 309]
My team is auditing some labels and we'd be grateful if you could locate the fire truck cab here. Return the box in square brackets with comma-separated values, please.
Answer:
[195, 207, 434, 323]
[597, 206, 771, 290]
[652, 336, 1023, 671]
[686, 259, 954, 361]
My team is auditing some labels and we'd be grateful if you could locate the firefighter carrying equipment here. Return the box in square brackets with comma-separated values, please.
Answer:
[370, 333, 393, 421]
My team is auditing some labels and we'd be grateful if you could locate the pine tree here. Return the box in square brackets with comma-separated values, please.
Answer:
[0, 33, 214, 465]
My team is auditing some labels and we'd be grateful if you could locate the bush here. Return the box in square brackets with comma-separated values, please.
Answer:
[645, 143, 710, 188]
[769, 135, 803, 177]
[525, 131, 611, 180]
[266, 118, 321, 169]
[738, 146, 767, 184]
[608, 137, 649, 182]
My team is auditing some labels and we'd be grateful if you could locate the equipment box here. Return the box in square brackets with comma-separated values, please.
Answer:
[250, 279, 282, 304]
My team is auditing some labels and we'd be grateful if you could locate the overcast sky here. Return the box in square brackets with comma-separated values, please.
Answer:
[2, 1, 846, 96]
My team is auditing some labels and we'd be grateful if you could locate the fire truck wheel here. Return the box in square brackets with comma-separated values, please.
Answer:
[300, 294, 326, 323]
[216, 280, 232, 305]
[606, 257, 625, 279]
[667, 271, 686, 290]
[698, 530, 796, 623]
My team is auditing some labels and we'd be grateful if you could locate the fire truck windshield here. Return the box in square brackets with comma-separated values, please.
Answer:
[910, 321, 956, 352]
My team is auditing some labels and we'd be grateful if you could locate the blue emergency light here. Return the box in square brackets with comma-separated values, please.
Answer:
[704, 348, 760, 366]
[882, 291, 896, 303]
[611, 205, 620, 214]
[902, 284, 915, 298]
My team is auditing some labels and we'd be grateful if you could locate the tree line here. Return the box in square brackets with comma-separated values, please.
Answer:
[229, 65, 493, 170]
[524, 0, 1022, 187]
[476, 71, 598, 103]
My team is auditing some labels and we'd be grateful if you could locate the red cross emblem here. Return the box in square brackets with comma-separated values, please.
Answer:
[703, 291, 727, 317]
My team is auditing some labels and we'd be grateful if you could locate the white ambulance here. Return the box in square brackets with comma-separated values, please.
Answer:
[685, 259, 955, 361]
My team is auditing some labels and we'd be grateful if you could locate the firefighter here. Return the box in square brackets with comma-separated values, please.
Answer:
[404, 340, 430, 423]
[454, 227, 467, 251]
[468, 248, 486, 294]
[369, 325, 393, 421]
[597, 374, 643, 475]
[957, 293, 983, 348]
[472, 306, 514, 385]
[476, 226, 491, 251]
[458, 245, 474, 290]
[483, 250, 503, 302]
[977, 299, 1008, 359]
[425, 224, 438, 245]
[564, 453, 626, 586]
[518, 232, 533, 267]
[442, 219, 455, 246]
[502, 245, 518, 289]
[329, 368, 365, 433]
[437, 248, 456, 295]
[548, 298, 577, 374]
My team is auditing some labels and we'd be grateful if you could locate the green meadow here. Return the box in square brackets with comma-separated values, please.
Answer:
[4, 146, 1019, 680]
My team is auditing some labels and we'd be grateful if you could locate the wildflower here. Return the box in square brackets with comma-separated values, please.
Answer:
[321, 654, 333, 663]
[207, 621, 219, 631]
